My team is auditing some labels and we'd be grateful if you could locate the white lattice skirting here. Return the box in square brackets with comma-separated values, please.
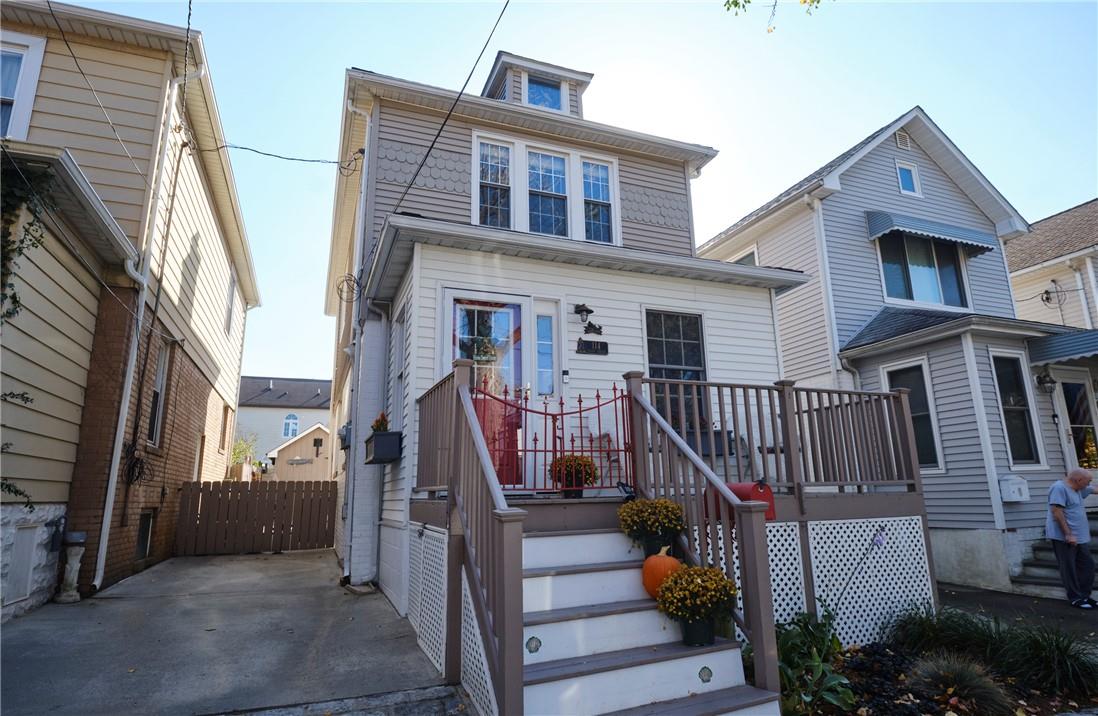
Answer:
[462, 571, 498, 716]
[808, 516, 934, 645]
[406, 524, 447, 672]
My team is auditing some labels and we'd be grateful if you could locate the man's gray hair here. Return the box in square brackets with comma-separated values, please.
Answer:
[1068, 467, 1093, 482]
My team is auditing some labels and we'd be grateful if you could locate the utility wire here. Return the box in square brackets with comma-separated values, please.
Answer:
[199, 144, 362, 176]
[391, 0, 510, 215]
[178, 0, 194, 116]
[45, 0, 150, 189]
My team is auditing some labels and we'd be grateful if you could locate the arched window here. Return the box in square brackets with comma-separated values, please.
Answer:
[283, 413, 299, 438]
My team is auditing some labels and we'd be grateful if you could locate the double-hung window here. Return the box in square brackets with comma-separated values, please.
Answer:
[1, 31, 45, 140]
[646, 310, 706, 430]
[582, 161, 612, 244]
[991, 355, 1040, 465]
[879, 232, 967, 308]
[146, 340, 171, 446]
[884, 362, 940, 469]
[478, 141, 511, 228]
[528, 151, 568, 237]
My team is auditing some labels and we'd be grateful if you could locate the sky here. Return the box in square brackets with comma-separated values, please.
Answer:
[79, 0, 1098, 381]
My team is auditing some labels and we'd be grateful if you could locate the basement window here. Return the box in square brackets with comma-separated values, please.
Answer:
[136, 512, 154, 560]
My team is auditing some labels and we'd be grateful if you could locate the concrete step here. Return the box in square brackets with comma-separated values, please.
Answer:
[1032, 542, 1098, 560]
[523, 638, 744, 715]
[522, 529, 639, 570]
[1019, 559, 1062, 581]
[522, 560, 648, 611]
[603, 685, 780, 716]
[522, 598, 677, 665]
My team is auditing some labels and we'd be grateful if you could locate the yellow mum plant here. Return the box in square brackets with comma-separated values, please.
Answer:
[656, 566, 737, 623]
[618, 498, 685, 541]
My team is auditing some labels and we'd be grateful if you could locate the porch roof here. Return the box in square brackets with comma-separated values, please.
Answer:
[364, 215, 809, 301]
[865, 210, 999, 254]
[1027, 331, 1098, 365]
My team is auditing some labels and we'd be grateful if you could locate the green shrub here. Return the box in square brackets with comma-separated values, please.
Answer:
[772, 610, 854, 715]
[909, 652, 1012, 715]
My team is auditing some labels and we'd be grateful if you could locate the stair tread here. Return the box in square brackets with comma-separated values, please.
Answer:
[524, 598, 657, 626]
[602, 685, 779, 716]
[524, 560, 643, 578]
[524, 527, 625, 538]
[1022, 558, 1059, 567]
[1012, 574, 1065, 586]
[523, 638, 739, 685]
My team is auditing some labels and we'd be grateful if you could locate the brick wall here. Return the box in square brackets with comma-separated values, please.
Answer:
[67, 286, 236, 592]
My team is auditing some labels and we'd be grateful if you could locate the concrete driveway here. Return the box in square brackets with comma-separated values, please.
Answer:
[1, 551, 444, 715]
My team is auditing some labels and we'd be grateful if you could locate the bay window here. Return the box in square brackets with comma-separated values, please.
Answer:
[879, 232, 967, 308]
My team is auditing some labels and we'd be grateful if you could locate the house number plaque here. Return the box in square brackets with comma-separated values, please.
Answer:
[576, 338, 608, 355]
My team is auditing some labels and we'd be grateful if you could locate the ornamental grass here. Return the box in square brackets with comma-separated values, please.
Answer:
[656, 565, 737, 623]
[617, 498, 685, 541]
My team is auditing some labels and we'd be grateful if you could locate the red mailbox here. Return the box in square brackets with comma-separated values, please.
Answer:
[704, 481, 776, 522]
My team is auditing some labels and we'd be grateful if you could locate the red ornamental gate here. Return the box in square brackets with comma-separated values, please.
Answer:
[471, 382, 634, 492]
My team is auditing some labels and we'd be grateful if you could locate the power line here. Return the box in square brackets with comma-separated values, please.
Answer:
[45, 0, 150, 189]
[391, 0, 510, 215]
[199, 144, 363, 176]
[178, 0, 194, 116]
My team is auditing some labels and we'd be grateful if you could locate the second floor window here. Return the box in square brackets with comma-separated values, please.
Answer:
[479, 142, 511, 228]
[283, 413, 299, 438]
[528, 151, 568, 237]
[583, 161, 612, 244]
[879, 232, 967, 308]
[1, 50, 22, 136]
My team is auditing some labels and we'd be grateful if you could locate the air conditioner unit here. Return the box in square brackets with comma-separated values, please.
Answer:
[998, 474, 1030, 503]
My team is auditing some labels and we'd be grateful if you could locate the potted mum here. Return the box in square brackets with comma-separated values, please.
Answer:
[549, 455, 598, 498]
[618, 498, 685, 557]
[363, 412, 402, 464]
[656, 566, 738, 646]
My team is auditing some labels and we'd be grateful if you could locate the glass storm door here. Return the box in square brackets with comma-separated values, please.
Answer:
[1052, 369, 1098, 473]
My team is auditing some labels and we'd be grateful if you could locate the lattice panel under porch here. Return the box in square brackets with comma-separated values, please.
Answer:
[461, 572, 498, 716]
[407, 528, 424, 630]
[808, 516, 933, 646]
[417, 527, 448, 672]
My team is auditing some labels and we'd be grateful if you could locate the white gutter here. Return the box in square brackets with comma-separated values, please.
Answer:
[93, 66, 205, 591]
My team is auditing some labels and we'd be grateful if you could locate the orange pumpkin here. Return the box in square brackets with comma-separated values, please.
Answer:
[642, 545, 681, 599]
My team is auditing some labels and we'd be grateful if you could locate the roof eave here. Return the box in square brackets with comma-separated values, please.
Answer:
[839, 315, 1070, 359]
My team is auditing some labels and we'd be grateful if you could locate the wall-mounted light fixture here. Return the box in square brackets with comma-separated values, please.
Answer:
[574, 304, 594, 324]
[1035, 369, 1058, 395]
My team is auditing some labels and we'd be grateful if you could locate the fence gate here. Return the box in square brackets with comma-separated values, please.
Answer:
[175, 481, 337, 556]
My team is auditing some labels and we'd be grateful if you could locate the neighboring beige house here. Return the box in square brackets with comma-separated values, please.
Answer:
[266, 423, 330, 481]
[235, 376, 331, 460]
[1007, 198, 1098, 328]
[1, 1, 259, 619]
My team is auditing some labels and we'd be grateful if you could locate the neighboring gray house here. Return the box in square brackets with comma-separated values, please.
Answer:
[700, 107, 1098, 595]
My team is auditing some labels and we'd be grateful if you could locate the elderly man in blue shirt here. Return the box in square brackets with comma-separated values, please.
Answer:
[1048, 468, 1097, 609]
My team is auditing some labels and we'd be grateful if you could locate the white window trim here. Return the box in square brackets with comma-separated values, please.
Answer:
[439, 286, 535, 388]
[470, 130, 623, 247]
[527, 145, 571, 239]
[534, 299, 560, 398]
[0, 30, 45, 141]
[730, 243, 759, 266]
[639, 304, 712, 382]
[146, 339, 171, 447]
[879, 355, 945, 475]
[895, 159, 923, 198]
[520, 70, 568, 114]
[987, 347, 1047, 471]
[283, 413, 299, 439]
[874, 233, 973, 313]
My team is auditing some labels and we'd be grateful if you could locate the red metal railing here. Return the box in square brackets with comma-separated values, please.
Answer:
[471, 380, 633, 493]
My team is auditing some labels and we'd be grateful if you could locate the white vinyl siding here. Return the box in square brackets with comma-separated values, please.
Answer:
[1010, 262, 1097, 329]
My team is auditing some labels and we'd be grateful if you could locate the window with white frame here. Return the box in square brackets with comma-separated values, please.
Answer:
[283, 413, 299, 438]
[884, 362, 940, 469]
[896, 160, 922, 197]
[478, 141, 511, 228]
[879, 232, 968, 308]
[526, 76, 562, 110]
[146, 339, 171, 445]
[0, 31, 45, 141]
[582, 161, 612, 244]
[991, 354, 1040, 465]
[536, 313, 554, 396]
[528, 151, 568, 237]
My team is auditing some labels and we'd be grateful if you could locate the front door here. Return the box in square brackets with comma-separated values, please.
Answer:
[1051, 368, 1098, 504]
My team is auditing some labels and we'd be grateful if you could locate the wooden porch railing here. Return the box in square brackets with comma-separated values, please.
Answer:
[624, 371, 780, 692]
[428, 360, 526, 716]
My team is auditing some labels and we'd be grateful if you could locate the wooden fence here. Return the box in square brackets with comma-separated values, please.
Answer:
[176, 480, 337, 556]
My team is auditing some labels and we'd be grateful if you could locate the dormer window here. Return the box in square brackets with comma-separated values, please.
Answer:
[527, 75, 563, 110]
[896, 160, 922, 197]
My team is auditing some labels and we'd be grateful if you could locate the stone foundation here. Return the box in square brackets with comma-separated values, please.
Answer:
[1, 503, 66, 622]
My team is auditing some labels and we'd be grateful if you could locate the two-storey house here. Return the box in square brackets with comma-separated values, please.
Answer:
[1, 1, 259, 619]
[235, 375, 331, 461]
[700, 106, 1098, 597]
[324, 54, 941, 716]
[1007, 199, 1098, 329]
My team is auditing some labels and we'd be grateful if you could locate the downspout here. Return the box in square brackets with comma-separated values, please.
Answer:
[1072, 263, 1094, 329]
[92, 66, 206, 591]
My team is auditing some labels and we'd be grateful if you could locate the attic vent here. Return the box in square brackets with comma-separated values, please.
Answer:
[895, 130, 912, 151]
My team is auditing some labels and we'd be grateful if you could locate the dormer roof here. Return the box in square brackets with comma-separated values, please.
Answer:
[481, 51, 593, 99]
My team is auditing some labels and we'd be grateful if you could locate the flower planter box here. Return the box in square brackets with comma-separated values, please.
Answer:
[364, 431, 402, 464]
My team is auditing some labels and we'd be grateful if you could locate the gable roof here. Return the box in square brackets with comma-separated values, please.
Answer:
[700, 106, 1029, 257]
[239, 376, 331, 409]
[266, 422, 329, 458]
[1005, 198, 1098, 272]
